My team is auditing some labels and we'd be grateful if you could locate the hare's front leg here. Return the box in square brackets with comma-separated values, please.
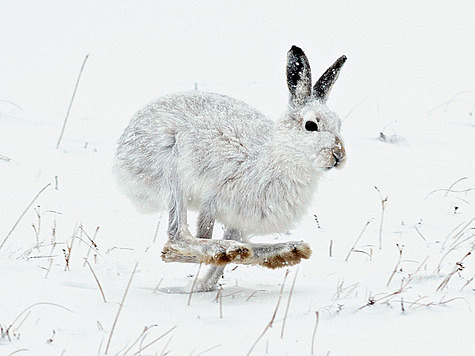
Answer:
[161, 190, 252, 266]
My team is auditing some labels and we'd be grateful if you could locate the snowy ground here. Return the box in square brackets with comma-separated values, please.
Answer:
[1, 1, 474, 355]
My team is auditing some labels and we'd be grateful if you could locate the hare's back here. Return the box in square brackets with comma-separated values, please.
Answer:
[143, 91, 274, 153]
[159, 91, 272, 134]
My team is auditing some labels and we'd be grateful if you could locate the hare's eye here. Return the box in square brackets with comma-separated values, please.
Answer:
[305, 121, 319, 132]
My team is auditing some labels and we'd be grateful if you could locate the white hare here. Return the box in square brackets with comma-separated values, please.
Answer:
[114, 46, 346, 291]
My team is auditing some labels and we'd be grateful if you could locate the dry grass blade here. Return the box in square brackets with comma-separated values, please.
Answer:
[196, 344, 221, 355]
[245, 290, 266, 302]
[187, 263, 202, 306]
[82, 226, 100, 267]
[105, 262, 138, 354]
[281, 265, 299, 338]
[375, 186, 388, 250]
[56, 54, 89, 149]
[84, 259, 107, 303]
[311, 311, 319, 355]
[0, 183, 51, 251]
[436, 251, 471, 291]
[8, 349, 28, 356]
[444, 177, 469, 197]
[437, 218, 474, 273]
[386, 244, 404, 287]
[218, 286, 223, 318]
[441, 220, 468, 251]
[460, 273, 475, 291]
[6, 302, 73, 335]
[345, 219, 373, 261]
[124, 324, 158, 355]
[132, 325, 177, 355]
[401, 256, 429, 290]
[247, 269, 290, 356]
[160, 335, 173, 356]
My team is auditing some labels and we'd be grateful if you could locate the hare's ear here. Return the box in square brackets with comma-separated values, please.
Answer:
[313, 55, 347, 102]
[287, 46, 312, 107]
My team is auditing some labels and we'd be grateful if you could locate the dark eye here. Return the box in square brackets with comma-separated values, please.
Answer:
[305, 121, 319, 131]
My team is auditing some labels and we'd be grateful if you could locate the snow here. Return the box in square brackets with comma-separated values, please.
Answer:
[1, 1, 474, 355]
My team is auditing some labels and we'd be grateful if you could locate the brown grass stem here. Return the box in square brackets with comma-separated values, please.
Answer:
[187, 263, 202, 306]
[386, 244, 404, 287]
[105, 262, 138, 354]
[247, 269, 289, 356]
[281, 265, 299, 338]
[132, 325, 177, 355]
[196, 344, 222, 355]
[345, 219, 373, 261]
[436, 251, 471, 291]
[375, 186, 388, 250]
[311, 311, 320, 355]
[84, 259, 107, 303]
[6, 302, 72, 335]
[56, 54, 89, 149]
[0, 183, 51, 251]
[124, 324, 158, 355]
[82, 226, 100, 267]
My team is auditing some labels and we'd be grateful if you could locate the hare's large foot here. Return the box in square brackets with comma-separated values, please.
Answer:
[162, 237, 252, 266]
[242, 241, 312, 269]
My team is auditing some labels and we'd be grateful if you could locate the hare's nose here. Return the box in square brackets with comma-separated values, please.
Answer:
[332, 137, 346, 167]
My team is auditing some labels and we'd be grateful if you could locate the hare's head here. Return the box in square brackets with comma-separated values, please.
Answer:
[281, 46, 347, 172]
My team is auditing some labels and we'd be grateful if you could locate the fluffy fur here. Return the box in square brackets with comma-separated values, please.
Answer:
[113, 46, 347, 291]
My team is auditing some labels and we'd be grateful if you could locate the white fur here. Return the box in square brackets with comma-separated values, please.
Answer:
[113, 46, 346, 290]
[114, 91, 344, 234]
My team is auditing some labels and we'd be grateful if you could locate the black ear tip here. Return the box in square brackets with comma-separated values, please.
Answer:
[339, 55, 347, 64]
[289, 45, 305, 55]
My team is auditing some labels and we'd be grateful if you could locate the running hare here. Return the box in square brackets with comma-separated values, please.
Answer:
[114, 46, 347, 291]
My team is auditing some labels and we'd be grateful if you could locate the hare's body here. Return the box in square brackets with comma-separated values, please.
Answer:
[114, 46, 347, 291]
[115, 91, 319, 235]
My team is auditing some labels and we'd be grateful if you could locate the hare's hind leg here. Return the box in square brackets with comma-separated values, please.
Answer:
[243, 240, 312, 268]
[196, 228, 247, 292]
[161, 192, 252, 266]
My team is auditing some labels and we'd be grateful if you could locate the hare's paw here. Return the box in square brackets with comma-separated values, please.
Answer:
[161, 238, 252, 266]
[250, 241, 312, 269]
[200, 240, 252, 266]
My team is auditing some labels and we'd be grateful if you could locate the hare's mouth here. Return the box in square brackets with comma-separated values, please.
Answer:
[328, 153, 346, 169]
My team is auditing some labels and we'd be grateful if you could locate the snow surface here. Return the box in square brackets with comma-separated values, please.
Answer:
[1, 1, 474, 355]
